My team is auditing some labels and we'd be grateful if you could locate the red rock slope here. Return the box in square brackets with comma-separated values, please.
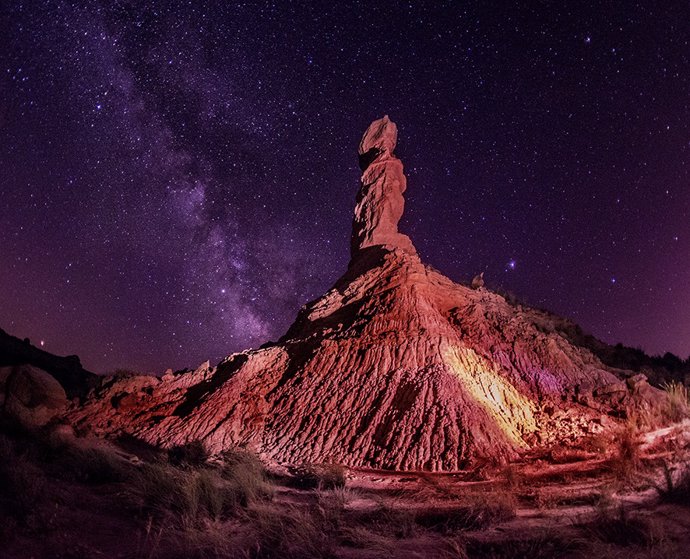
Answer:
[70, 116, 657, 471]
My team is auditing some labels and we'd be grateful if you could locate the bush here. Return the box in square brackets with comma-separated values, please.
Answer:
[131, 463, 237, 525]
[219, 449, 274, 508]
[609, 424, 640, 482]
[348, 500, 417, 539]
[55, 444, 131, 485]
[291, 463, 346, 490]
[662, 382, 689, 423]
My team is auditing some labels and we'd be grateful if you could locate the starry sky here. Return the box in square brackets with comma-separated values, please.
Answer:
[1, 2, 689, 373]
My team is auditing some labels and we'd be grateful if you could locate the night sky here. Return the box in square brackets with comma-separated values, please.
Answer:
[1, 2, 689, 373]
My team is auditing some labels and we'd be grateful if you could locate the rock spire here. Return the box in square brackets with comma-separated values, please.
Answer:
[351, 116, 416, 258]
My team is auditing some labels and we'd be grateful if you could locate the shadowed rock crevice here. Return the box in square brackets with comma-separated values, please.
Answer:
[172, 354, 248, 418]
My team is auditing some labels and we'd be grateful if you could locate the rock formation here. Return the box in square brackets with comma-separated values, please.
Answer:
[352, 115, 416, 257]
[1, 365, 68, 429]
[69, 117, 659, 471]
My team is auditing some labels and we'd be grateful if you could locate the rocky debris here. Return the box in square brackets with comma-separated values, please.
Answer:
[471, 272, 485, 289]
[1, 364, 68, 428]
[70, 117, 661, 471]
[351, 115, 416, 257]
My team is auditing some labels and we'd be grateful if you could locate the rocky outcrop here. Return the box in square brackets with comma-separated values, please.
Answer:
[1, 365, 68, 428]
[69, 117, 660, 471]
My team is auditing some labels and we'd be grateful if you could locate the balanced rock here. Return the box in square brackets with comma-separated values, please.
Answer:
[471, 272, 485, 289]
[70, 117, 658, 471]
[352, 115, 416, 257]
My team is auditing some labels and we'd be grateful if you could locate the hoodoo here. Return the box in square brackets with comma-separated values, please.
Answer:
[352, 115, 416, 257]
[72, 117, 659, 471]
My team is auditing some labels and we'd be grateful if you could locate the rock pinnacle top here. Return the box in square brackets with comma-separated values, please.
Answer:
[358, 115, 398, 160]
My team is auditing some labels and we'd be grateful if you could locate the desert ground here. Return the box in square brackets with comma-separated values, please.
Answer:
[2, 407, 689, 559]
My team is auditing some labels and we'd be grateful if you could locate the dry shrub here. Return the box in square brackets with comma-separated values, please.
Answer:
[662, 382, 690, 423]
[348, 500, 417, 539]
[54, 443, 131, 484]
[339, 524, 395, 552]
[576, 433, 610, 455]
[219, 448, 274, 507]
[131, 449, 272, 527]
[534, 489, 559, 510]
[501, 463, 524, 489]
[316, 486, 356, 526]
[609, 423, 641, 482]
[131, 465, 229, 525]
[290, 463, 346, 490]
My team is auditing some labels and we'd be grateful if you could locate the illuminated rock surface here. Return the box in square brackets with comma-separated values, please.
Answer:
[70, 118, 657, 471]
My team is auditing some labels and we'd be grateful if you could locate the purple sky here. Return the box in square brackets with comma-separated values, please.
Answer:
[1, 2, 689, 373]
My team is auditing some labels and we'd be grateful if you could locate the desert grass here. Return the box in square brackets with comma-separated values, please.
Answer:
[661, 381, 690, 423]
[130, 452, 273, 527]
[243, 502, 337, 559]
[608, 422, 642, 483]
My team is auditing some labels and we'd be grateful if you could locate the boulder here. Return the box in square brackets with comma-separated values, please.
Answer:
[1, 365, 68, 428]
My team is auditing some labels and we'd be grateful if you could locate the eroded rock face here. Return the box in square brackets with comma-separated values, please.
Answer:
[70, 117, 659, 471]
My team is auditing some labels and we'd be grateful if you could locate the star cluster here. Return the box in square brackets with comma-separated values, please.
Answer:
[1, 2, 688, 372]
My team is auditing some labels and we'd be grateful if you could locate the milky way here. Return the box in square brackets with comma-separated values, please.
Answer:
[1, 2, 689, 372]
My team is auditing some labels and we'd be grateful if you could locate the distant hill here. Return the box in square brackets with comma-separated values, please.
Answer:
[0, 327, 100, 399]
